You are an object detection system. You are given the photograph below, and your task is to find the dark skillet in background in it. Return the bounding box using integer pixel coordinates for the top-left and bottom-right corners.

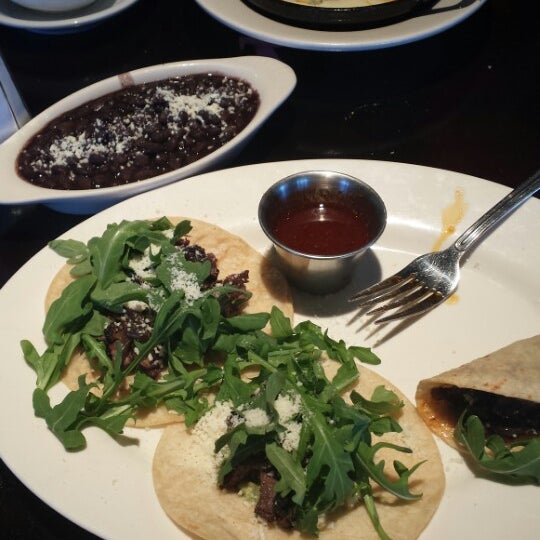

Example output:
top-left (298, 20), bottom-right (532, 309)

top-left (242, 0), bottom-right (437, 29)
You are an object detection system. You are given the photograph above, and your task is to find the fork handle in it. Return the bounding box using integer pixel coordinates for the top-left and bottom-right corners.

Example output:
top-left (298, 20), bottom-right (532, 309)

top-left (453, 168), bottom-right (540, 253)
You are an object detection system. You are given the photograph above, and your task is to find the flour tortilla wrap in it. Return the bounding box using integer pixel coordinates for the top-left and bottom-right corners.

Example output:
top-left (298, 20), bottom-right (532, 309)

top-left (416, 335), bottom-right (540, 449)
top-left (45, 217), bottom-right (294, 428)
top-left (153, 361), bottom-right (445, 540)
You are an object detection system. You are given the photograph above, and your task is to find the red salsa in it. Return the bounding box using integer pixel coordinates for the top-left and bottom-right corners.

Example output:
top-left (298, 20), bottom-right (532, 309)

top-left (270, 200), bottom-right (377, 256)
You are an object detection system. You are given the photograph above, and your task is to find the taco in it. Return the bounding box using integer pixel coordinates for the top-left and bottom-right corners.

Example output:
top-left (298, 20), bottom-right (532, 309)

top-left (43, 217), bottom-right (293, 428)
top-left (416, 335), bottom-right (540, 449)
top-left (153, 358), bottom-right (445, 540)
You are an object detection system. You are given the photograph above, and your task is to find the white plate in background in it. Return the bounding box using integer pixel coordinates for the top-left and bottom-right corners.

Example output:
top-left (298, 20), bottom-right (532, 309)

top-left (195, 0), bottom-right (489, 51)
top-left (0, 159), bottom-right (538, 540)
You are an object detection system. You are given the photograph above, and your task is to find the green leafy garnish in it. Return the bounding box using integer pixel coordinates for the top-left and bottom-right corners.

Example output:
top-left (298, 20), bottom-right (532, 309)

top-left (207, 325), bottom-right (421, 537)
top-left (455, 413), bottom-right (540, 484)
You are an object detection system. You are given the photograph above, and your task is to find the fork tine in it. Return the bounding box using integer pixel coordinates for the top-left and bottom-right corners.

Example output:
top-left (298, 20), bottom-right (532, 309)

top-left (373, 290), bottom-right (445, 324)
top-left (366, 286), bottom-right (430, 315)
top-left (349, 274), bottom-right (416, 305)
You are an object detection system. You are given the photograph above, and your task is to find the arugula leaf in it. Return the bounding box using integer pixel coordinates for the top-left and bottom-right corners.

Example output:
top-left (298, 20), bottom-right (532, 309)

top-left (216, 358), bottom-right (253, 406)
top-left (173, 219), bottom-right (192, 240)
top-left (49, 238), bottom-right (89, 264)
top-left (303, 395), bottom-right (355, 511)
top-left (128, 371), bottom-right (205, 410)
top-left (90, 280), bottom-right (148, 312)
top-left (43, 274), bottom-right (95, 345)
top-left (226, 312), bottom-right (270, 332)
top-left (22, 332), bottom-right (82, 391)
top-left (266, 442), bottom-right (306, 504)
top-left (362, 488), bottom-right (392, 540)
top-left (32, 379), bottom-right (95, 450)
top-left (88, 220), bottom-right (153, 288)
top-left (270, 305), bottom-right (293, 338)
top-left (355, 441), bottom-right (423, 501)
top-left (35, 381), bottom-right (136, 451)
top-left (80, 333), bottom-right (123, 394)
top-left (349, 345), bottom-right (381, 366)
top-left (293, 318), bottom-right (380, 368)
top-left (150, 216), bottom-right (174, 231)
top-left (200, 296), bottom-right (221, 341)
top-left (351, 385), bottom-right (404, 416)
top-left (85, 405), bottom-right (136, 437)
top-left (319, 360), bottom-right (359, 403)
top-left (455, 414), bottom-right (540, 484)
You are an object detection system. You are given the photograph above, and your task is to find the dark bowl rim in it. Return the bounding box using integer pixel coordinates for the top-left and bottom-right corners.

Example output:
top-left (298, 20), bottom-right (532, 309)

top-left (243, 0), bottom-right (433, 27)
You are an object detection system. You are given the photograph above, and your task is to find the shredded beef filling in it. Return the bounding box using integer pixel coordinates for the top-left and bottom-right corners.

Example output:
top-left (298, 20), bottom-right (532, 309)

top-left (432, 386), bottom-right (540, 439)
top-left (220, 270), bottom-right (250, 317)
top-left (177, 238), bottom-right (250, 316)
top-left (103, 307), bottom-right (166, 379)
top-left (221, 456), bottom-right (293, 529)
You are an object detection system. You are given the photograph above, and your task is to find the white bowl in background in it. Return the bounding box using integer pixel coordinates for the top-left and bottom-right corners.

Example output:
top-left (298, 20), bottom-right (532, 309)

top-left (9, 0), bottom-right (96, 12)
top-left (0, 0), bottom-right (139, 33)
top-left (0, 56), bottom-right (296, 214)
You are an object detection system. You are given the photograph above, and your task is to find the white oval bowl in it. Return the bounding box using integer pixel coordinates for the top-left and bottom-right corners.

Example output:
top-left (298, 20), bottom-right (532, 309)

top-left (0, 56), bottom-right (296, 214)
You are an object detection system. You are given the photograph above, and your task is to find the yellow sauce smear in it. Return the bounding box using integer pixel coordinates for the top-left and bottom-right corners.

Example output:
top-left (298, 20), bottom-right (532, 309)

top-left (432, 189), bottom-right (468, 305)
top-left (432, 189), bottom-right (468, 251)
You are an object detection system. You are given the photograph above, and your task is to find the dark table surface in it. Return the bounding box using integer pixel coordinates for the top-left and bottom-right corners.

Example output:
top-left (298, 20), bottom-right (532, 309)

top-left (1, 0), bottom-right (539, 538)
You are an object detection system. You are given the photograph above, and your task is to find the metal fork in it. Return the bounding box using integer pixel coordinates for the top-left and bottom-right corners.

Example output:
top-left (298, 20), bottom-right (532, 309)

top-left (350, 168), bottom-right (540, 324)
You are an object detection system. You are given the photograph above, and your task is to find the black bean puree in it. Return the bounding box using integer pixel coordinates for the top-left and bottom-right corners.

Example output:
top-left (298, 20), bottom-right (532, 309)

top-left (432, 386), bottom-right (540, 439)
top-left (17, 73), bottom-right (260, 190)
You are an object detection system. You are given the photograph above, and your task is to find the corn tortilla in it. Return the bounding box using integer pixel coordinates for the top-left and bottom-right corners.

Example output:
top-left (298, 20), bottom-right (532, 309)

top-left (152, 360), bottom-right (445, 540)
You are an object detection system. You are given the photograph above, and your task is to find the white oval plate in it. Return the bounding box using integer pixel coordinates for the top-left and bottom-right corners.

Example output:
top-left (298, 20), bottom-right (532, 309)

top-left (0, 159), bottom-right (539, 540)
top-left (0, 0), bottom-right (139, 33)
top-left (195, 0), bottom-right (489, 51)
top-left (0, 56), bottom-right (296, 214)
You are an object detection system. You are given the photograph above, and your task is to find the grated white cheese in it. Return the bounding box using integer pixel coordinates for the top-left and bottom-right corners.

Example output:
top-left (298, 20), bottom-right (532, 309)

top-left (274, 393), bottom-right (301, 423)
top-left (164, 252), bottom-right (204, 305)
top-left (46, 122), bottom-right (141, 170)
top-left (242, 408), bottom-right (270, 428)
top-left (146, 288), bottom-right (165, 312)
top-left (129, 251), bottom-right (155, 279)
top-left (273, 393), bottom-right (303, 452)
top-left (193, 401), bottom-right (235, 474)
top-left (125, 300), bottom-right (148, 311)
top-left (170, 269), bottom-right (202, 304)
top-left (279, 421), bottom-right (302, 452)
top-left (155, 87), bottom-right (223, 123)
